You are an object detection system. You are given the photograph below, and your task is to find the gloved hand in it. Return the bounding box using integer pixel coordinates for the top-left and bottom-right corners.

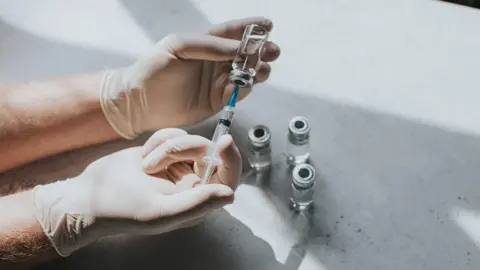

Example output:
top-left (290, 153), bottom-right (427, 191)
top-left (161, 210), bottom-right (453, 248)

top-left (100, 17), bottom-right (280, 139)
top-left (33, 128), bottom-right (241, 257)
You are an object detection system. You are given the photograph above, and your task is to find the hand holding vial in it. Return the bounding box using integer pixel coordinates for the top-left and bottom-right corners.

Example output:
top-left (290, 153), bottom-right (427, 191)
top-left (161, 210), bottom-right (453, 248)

top-left (230, 24), bottom-right (270, 88)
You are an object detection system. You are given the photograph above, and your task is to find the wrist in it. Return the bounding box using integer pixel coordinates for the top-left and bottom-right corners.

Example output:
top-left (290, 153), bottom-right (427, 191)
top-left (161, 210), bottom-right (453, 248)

top-left (0, 72), bottom-right (120, 171)
top-left (33, 176), bottom-right (101, 257)
top-left (99, 68), bottom-right (149, 140)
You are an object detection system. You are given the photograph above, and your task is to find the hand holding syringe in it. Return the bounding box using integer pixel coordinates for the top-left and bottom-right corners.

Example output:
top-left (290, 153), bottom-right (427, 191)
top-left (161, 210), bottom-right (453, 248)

top-left (200, 89), bottom-right (238, 184)
top-left (200, 24), bottom-right (270, 184)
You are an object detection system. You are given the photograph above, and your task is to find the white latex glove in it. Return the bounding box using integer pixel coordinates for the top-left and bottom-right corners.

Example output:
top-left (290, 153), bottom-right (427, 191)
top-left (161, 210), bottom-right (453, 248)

top-left (100, 17), bottom-right (280, 139)
top-left (33, 128), bottom-right (242, 257)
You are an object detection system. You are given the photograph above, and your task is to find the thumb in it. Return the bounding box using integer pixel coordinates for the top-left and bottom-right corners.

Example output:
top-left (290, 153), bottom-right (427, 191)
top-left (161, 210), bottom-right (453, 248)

top-left (158, 184), bottom-right (234, 217)
top-left (159, 33), bottom-right (240, 61)
top-left (198, 134), bottom-right (242, 190)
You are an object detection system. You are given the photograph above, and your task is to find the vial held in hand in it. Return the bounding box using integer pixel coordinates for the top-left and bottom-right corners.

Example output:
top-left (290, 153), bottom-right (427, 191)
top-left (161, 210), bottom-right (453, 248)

top-left (230, 24), bottom-right (269, 88)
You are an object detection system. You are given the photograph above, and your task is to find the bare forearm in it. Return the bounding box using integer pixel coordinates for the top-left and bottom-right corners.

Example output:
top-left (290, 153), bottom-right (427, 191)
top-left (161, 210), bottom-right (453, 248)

top-left (0, 190), bottom-right (57, 269)
top-left (0, 72), bottom-right (119, 172)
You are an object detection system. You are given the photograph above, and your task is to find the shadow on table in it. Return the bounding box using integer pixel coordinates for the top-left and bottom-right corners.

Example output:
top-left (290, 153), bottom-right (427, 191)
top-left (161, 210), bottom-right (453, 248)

top-left (34, 208), bottom-right (289, 270)
top-left (5, 80), bottom-right (476, 270)
top-left (227, 82), bottom-right (480, 269)
top-left (1, 83), bottom-right (479, 270)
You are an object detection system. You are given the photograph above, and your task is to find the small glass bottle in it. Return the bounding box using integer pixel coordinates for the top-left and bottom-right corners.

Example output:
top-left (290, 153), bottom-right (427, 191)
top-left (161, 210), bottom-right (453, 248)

top-left (230, 24), bottom-right (269, 88)
top-left (289, 163), bottom-right (316, 211)
top-left (247, 125), bottom-right (272, 171)
top-left (286, 116), bottom-right (311, 165)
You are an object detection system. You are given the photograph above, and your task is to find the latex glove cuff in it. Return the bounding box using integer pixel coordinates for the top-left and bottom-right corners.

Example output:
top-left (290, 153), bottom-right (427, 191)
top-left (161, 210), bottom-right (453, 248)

top-left (99, 69), bottom-right (149, 140)
top-left (33, 178), bottom-right (101, 257)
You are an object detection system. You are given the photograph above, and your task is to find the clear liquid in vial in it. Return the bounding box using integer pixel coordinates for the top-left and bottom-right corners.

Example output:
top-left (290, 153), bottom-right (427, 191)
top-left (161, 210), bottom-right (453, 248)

top-left (232, 25), bottom-right (269, 76)
top-left (289, 164), bottom-right (316, 211)
top-left (247, 125), bottom-right (272, 171)
top-left (286, 142), bottom-right (310, 165)
top-left (286, 116), bottom-right (311, 165)
top-left (248, 145), bottom-right (272, 170)
top-left (289, 181), bottom-right (314, 211)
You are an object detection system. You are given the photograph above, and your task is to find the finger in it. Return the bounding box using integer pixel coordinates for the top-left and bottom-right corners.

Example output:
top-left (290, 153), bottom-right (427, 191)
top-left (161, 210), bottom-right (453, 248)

top-left (174, 173), bottom-right (201, 191)
top-left (133, 195), bottom-right (234, 235)
top-left (208, 17), bottom-right (273, 39)
top-left (141, 128), bottom-right (187, 158)
top-left (161, 33), bottom-right (240, 61)
top-left (147, 175), bottom-right (178, 195)
top-left (166, 162), bottom-right (195, 182)
top-left (254, 62), bottom-right (271, 84)
top-left (193, 160), bottom-right (207, 178)
top-left (170, 195), bottom-right (233, 224)
top-left (262, 41), bottom-right (281, 62)
top-left (142, 135), bottom-right (212, 174)
top-left (165, 162), bottom-right (201, 189)
top-left (158, 184), bottom-right (234, 216)
top-left (209, 135), bottom-right (242, 190)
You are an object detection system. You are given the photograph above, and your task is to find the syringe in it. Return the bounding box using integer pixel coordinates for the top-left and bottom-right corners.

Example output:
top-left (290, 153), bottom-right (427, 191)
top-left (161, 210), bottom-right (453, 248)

top-left (200, 86), bottom-right (239, 184)
top-left (200, 23), bottom-right (269, 184)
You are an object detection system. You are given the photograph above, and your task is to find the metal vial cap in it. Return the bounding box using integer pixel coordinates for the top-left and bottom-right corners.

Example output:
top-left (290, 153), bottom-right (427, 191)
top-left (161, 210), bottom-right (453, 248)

top-left (229, 69), bottom-right (254, 88)
top-left (292, 163), bottom-right (316, 188)
top-left (248, 125), bottom-right (271, 148)
top-left (288, 116), bottom-right (310, 141)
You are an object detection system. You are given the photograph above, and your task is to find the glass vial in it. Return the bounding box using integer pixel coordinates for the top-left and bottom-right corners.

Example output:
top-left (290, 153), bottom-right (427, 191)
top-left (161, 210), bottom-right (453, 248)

top-left (247, 125), bottom-right (272, 171)
top-left (286, 116), bottom-right (311, 165)
top-left (230, 24), bottom-right (269, 88)
top-left (289, 163), bottom-right (316, 211)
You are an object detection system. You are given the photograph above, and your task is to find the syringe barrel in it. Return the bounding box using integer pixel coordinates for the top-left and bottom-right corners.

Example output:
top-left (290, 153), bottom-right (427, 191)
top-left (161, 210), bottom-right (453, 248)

top-left (222, 105), bottom-right (235, 118)
top-left (202, 106), bottom-right (235, 165)
top-left (213, 123), bottom-right (229, 143)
